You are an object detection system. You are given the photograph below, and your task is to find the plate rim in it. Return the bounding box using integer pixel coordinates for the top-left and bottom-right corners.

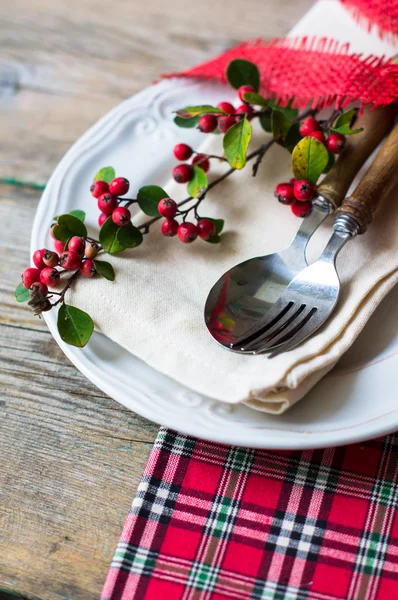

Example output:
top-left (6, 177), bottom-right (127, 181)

top-left (30, 77), bottom-right (398, 450)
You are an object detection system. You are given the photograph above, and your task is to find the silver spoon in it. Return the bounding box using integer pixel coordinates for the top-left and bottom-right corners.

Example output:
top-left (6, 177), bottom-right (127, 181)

top-left (204, 105), bottom-right (396, 350)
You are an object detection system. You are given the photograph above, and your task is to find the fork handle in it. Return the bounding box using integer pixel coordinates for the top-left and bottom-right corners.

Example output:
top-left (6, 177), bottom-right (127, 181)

top-left (336, 118), bottom-right (398, 234)
top-left (317, 104), bottom-right (396, 209)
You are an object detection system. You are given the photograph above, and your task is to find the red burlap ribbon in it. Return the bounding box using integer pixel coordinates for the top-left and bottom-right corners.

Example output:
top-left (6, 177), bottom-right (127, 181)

top-left (162, 1), bottom-right (398, 109)
top-left (341, 0), bottom-right (398, 38)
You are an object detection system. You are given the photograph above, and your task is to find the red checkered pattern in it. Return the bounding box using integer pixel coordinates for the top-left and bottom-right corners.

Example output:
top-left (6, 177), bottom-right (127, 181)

top-left (101, 428), bottom-right (398, 600)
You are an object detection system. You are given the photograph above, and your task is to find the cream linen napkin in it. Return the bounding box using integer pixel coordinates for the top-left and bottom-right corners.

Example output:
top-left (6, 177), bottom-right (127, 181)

top-left (70, 1), bottom-right (398, 414)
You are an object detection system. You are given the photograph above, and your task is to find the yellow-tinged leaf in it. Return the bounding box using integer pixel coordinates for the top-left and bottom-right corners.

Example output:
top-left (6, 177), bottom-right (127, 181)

top-left (223, 118), bottom-right (252, 170)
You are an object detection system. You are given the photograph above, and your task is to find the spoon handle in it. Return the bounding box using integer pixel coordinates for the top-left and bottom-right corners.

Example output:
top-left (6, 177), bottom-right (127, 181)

top-left (317, 103), bottom-right (396, 209)
top-left (336, 119), bottom-right (398, 234)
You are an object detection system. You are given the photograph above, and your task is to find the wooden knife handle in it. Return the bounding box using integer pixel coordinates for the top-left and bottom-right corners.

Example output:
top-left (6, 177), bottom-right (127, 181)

top-left (336, 119), bottom-right (398, 233)
top-left (317, 104), bottom-right (396, 209)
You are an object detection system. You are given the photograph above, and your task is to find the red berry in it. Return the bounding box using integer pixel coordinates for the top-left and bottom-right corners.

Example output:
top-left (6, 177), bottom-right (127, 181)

top-left (80, 260), bottom-right (96, 278)
top-left (192, 154), bottom-right (210, 172)
top-left (33, 248), bottom-right (47, 270)
top-left (327, 132), bottom-right (346, 154)
top-left (68, 236), bottom-right (85, 254)
top-left (109, 177), bottom-right (130, 196)
top-left (291, 201), bottom-right (312, 218)
top-left (173, 143), bottom-right (193, 161)
top-left (236, 104), bottom-right (254, 119)
top-left (198, 114), bottom-right (218, 133)
top-left (197, 219), bottom-right (216, 240)
top-left (172, 164), bottom-right (193, 184)
top-left (275, 183), bottom-right (295, 205)
top-left (43, 251), bottom-right (59, 268)
top-left (59, 250), bottom-right (82, 270)
top-left (54, 239), bottom-right (65, 253)
top-left (30, 281), bottom-right (48, 296)
top-left (177, 222), bottom-right (198, 243)
top-left (308, 130), bottom-right (326, 145)
top-left (98, 212), bottom-right (108, 227)
top-left (289, 177), bottom-right (297, 185)
top-left (97, 193), bottom-right (117, 215)
top-left (293, 180), bottom-right (315, 202)
top-left (112, 206), bottom-right (131, 227)
top-left (90, 180), bottom-right (109, 198)
top-left (161, 218), bottom-right (179, 237)
top-left (217, 101), bottom-right (235, 115)
top-left (299, 117), bottom-right (320, 137)
top-left (40, 267), bottom-right (60, 287)
top-left (237, 85), bottom-right (255, 102)
top-left (22, 267), bottom-right (41, 289)
top-left (84, 242), bottom-right (99, 260)
top-left (218, 116), bottom-right (236, 133)
top-left (158, 198), bottom-right (177, 218)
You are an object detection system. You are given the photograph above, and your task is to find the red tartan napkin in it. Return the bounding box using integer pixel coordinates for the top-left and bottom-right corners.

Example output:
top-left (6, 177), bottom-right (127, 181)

top-left (101, 428), bottom-right (398, 600)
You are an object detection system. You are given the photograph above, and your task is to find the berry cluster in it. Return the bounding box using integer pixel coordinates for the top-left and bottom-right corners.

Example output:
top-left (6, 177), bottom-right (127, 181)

top-left (299, 117), bottom-right (346, 155)
top-left (158, 195), bottom-right (216, 243)
top-left (172, 85), bottom-right (257, 185)
top-left (91, 176), bottom-right (132, 227)
top-left (274, 115), bottom-right (347, 218)
top-left (275, 179), bottom-right (314, 218)
top-left (21, 233), bottom-right (100, 315)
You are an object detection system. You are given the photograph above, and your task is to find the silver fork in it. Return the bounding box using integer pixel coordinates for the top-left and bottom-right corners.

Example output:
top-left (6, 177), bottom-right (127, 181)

top-left (231, 120), bottom-right (398, 356)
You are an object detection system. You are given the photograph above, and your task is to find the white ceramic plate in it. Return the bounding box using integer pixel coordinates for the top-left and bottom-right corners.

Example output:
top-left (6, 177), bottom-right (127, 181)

top-left (31, 76), bottom-right (398, 450)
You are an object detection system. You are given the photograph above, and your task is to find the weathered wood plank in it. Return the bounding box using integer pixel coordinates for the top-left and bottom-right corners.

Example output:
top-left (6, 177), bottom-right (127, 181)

top-left (0, 0), bottom-right (310, 183)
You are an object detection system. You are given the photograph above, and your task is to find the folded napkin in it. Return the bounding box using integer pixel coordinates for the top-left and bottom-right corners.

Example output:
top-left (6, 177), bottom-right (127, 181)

top-left (101, 428), bottom-right (398, 599)
top-left (70, 1), bottom-right (398, 414)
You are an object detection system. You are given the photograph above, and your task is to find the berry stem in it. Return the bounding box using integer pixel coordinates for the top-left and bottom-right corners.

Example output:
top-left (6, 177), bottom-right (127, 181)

top-left (193, 152), bottom-right (228, 162)
top-left (51, 270), bottom-right (81, 307)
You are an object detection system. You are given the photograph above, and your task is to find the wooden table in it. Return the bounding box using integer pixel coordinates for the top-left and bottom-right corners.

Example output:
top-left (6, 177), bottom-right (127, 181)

top-left (0, 1), bottom-right (311, 597)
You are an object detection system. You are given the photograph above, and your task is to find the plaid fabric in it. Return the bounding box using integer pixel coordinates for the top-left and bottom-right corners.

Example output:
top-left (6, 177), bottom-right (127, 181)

top-left (101, 428), bottom-right (398, 600)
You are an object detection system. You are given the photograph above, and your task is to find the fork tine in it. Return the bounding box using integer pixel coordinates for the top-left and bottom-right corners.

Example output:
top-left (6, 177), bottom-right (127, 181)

top-left (267, 308), bottom-right (322, 358)
top-left (253, 307), bottom-right (318, 354)
top-left (240, 303), bottom-right (307, 352)
top-left (230, 300), bottom-right (294, 349)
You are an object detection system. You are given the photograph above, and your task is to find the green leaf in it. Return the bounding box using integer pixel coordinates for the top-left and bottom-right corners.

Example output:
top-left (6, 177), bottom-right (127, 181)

top-left (93, 260), bottom-right (115, 281)
top-left (269, 98), bottom-right (298, 119)
top-left (174, 115), bottom-right (199, 128)
top-left (292, 136), bottom-right (329, 185)
top-left (187, 166), bottom-right (208, 198)
top-left (285, 122), bottom-right (302, 153)
top-left (15, 282), bottom-right (30, 303)
top-left (332, 108), bottom-right (363, 135)
top-left (201, 217), bottom-right (224, 234)
top-left (205, 233), bottom-right (221, 244)
top-left (226, 59), bottom-right (260, 92)
top-left (69, 209), bottom-right (86, 222)
top-left (94, 166), bottom-right (115, 183)
top-left (223, 118), bottom-right (252, 170)
top-left (57, 303), bottom-right (94, 348)
top-left (272, 111), bottom-right (292, 146)
top-left (137, 185), bottom-right (167, 216)
top-left (323, 152), bottom-right (335, 173)
top-left (332, 125), bottom-right (363, 136)
top-left (259, 112), bottom-right (272, 133)
top-left (52, 214), bottom-right (87, 242)
top-left (116, 222), bottom-right (143, 248)
top-left (241, 92), bottom-right (268, 107)
top-left (176, 105), bottom-right (224, 119)
top-left (99, 217), bottom-right (126, 254)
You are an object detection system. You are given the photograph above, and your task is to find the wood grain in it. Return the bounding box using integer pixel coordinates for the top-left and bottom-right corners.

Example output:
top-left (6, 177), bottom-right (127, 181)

top-left (317, 105), bottom-right (397, 209)
top-left (337, 120), bottom-right (398, 233)
top-left (0, 1), bottom-right (312, 598)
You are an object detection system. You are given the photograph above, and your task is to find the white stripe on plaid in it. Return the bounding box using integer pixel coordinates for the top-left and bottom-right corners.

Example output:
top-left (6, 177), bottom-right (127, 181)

top-left (109, 544), bottom-right (345, 600)
top-left (347, 436), bottom-right (398, 600)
